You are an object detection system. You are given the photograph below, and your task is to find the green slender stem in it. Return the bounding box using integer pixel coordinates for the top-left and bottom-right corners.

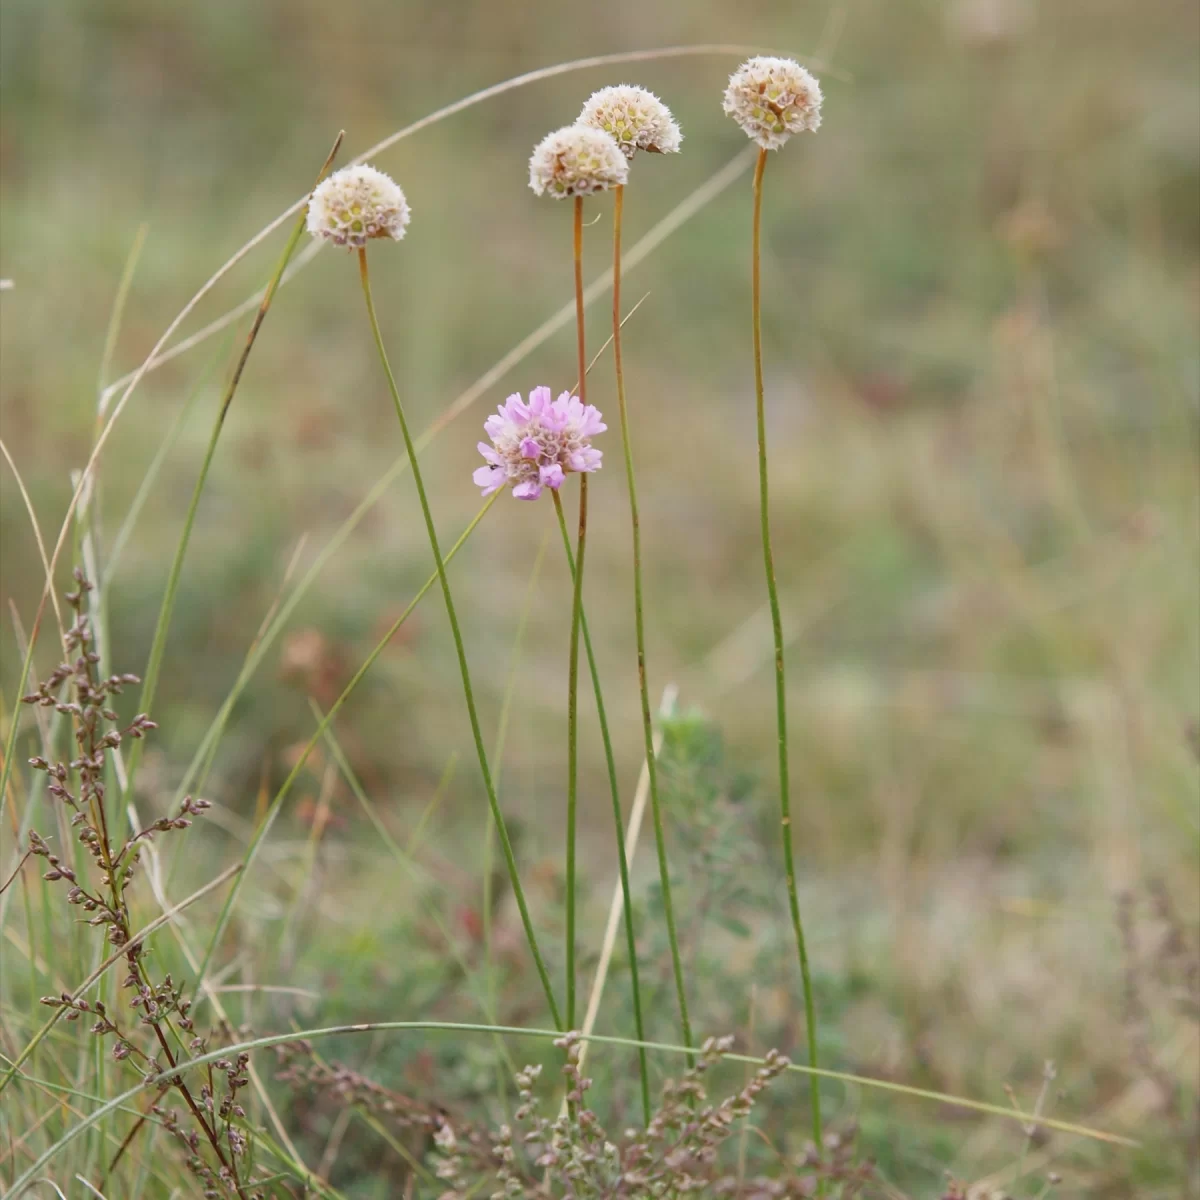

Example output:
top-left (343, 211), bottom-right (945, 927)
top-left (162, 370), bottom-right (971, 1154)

top-left (103, 339), bottom-right (225, 587)
top-left (82, 225), bottom-right (149, 840)
top-left (611, 182), bottom-right (694, 1063)
top-left (124, 134), bottom-right (344, 802)
top-left (565, 195), bottom-right (589, 1032)
top-left (751, 146), bottom-right (822, 1146)
top-left (406, 752), bottom-right (457, 858)
top-left (483, 533), bottom-right (548, 1039)
top-left (551, 491), bottom-right (651, 1123)
top-left (97, 224), bottom-right (149, 407)
top-left (566, 475), bottom-right (585, 1031)
top-left (121, 375), bottom-right (222, 785)
top-left (0, 611), bottom-right (44, 835)
top-left (312, 700), bottom-right (518, 1079)
top-left (10, 1019), bottom-right (1134, 1190)
top-left (192, 496), bottom-right (498, 1002)
top-left (357, 247), bottom-right (561, 1031)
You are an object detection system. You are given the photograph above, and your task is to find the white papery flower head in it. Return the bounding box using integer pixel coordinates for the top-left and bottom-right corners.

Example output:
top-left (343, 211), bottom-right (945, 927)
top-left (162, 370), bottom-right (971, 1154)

top-left (306, 164), bottom-right (411, 248)
top-left (577, 85), bottom-right (683, 159)
top-left (528, 126), bottom-right (628, 199)
top-left (722, 56), bottom-right (823, 150)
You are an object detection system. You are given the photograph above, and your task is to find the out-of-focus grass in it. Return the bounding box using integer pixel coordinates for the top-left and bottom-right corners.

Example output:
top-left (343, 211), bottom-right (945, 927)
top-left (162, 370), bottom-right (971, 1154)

top-left (1, 0), bottom-right (1197, 1195)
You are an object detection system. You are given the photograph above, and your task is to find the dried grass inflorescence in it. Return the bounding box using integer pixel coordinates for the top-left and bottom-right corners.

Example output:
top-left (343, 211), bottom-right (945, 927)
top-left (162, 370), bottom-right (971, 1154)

top-left (577, 85), bottom-right (683, 159)
top-left (723, 55), bottom-right (823, 150)
top-left (306, 163), bottom-right (411, 248)
top-left (429, 1031), bottom-right (876, 1195)
top-left (528, 125), bottom-right (629, 198)
top-left (21, 572), bottom-right (265, 1198)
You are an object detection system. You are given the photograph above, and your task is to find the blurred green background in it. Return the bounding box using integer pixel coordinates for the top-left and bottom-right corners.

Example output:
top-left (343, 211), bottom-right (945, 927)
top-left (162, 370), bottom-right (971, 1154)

top-left (1, 0), bottom-right (1198, 1193)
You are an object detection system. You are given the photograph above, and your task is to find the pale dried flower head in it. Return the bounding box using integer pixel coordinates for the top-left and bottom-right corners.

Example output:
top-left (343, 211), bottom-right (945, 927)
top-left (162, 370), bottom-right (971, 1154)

top-left (306, 164), bottom-right (411, 248)
top-left (722, 56), bottom-right (823, 150)
top-left (528, 126), bottom-right (628, 198)
top-left (577, 85), bottom-right (683, 159)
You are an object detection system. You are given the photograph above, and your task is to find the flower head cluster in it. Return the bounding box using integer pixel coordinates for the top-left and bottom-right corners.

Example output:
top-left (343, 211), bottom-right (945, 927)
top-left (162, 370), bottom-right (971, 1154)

top-left (577, 85), bottom-right (683, 158)
top-left (306, 164), bottom-right (411, 247)
top-left (528, 126), bottom-right (628, 198)
top-left (475, 386), bottom-right (605, 500)
top-left (723, 56), bottom-right (823, 150)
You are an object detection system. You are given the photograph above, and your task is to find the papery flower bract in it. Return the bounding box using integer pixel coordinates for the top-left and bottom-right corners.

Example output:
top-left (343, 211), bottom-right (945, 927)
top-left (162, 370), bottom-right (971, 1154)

top-left (306, 164), bottom-right (411, 248)
top-left (577, 85), bottom-right (683, 159)
top-left (722, 56), bottom-right (823, 150)
top-left (528, 126), bottom-right (628, 198)
top-left (474, 387), bottom-right (606, 501)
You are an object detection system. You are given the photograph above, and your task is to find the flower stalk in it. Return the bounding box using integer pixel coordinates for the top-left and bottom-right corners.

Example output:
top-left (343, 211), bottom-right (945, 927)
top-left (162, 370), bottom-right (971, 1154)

top-left (356, 245), bottom-right (561, 1031)
top-left (611, 181), bottom-right (694, 1062)
top-left (565, 195), bottom-right (588, 1031)
top-left (551, 489), bottom-right (651, 1123)
top-left (750, 144), bottom-right (822, 1148)
top-left (123, 132), bottom-right (345, 805)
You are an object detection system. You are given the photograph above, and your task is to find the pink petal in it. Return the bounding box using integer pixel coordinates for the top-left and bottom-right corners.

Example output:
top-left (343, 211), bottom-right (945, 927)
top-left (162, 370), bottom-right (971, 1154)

top-left (502, 393), bottom-right (531, 424)
top-left (545, 392), bottom-right (572, 431)
top-left (477, 441), bottom-right (502, 465)
top-left (473, 465), bottom-right (506, 496)
top-left (568, 448), bottom-right (603, 473)
top-left (540, 463), bottom-right (565, 489)
top-left (540, 398), bottom-right (567, 432)
top-left (520, 437), bottom-right (542, 460)
top-left (579, 406), bottom-right (607, 435)
top-left (512, 480), bottom-right (542, 500)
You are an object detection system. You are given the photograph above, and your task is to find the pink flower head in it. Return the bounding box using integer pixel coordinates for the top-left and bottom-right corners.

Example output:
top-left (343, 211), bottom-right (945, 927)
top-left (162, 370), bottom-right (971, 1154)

top-left (474, 387), bottom-right (606, 501)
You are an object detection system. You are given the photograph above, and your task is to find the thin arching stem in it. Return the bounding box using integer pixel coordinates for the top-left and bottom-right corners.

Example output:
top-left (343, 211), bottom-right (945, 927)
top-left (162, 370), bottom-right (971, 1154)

top-left (551, 489), bottom-right (651, 1123)
top-left (565, 196), bottom-right (588, 1031)
top-left (751, 145), bottom-right (822, 1146)
top-left (357, 247), bottom-right (562, 1032)
top-left (123, 133), bottom-right (345, 808)
top-left (611, 182), bottom-right (694, 1062)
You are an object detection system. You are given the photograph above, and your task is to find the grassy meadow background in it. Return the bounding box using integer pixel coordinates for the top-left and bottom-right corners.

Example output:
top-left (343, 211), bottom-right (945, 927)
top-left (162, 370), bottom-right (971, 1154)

top-left (1, 0), bottom-right (1198, 1195)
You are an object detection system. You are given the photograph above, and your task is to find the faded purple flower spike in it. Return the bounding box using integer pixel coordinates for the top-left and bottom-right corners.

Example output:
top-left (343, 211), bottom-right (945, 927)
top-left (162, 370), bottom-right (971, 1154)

top-left (474, 387), bottom-right (605, 501)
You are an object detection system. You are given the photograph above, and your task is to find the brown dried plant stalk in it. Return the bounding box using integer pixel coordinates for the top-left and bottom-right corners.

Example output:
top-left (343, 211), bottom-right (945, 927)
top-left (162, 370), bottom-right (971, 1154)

top-left (17, 571), bottom-right (266, 1198)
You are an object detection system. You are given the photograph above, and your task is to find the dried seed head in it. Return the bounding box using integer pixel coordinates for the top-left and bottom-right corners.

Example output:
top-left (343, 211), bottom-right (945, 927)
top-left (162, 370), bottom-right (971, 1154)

top-left (577, 85), bottom-right (682, 159)
top-left (306, 164), bottom-right (411, 248)
top-left (722, 56), bottom-right (823, 150)
top-left (528, 126), bottom-right (628, 198)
